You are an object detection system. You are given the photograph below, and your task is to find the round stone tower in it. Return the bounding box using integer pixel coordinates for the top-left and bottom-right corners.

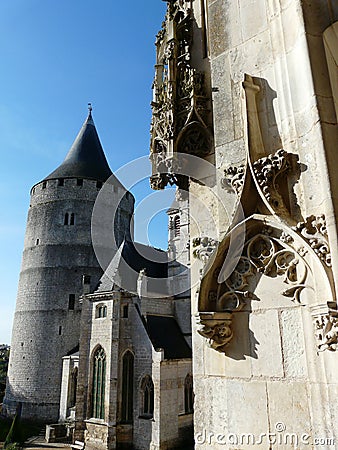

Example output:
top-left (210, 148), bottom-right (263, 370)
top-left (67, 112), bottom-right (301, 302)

top-left (4, 108), bottom-right (134, 421)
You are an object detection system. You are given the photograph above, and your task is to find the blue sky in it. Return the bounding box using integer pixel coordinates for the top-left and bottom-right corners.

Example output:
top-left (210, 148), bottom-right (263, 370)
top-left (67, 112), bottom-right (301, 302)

top-left (0, 0), bottom-right (174, 344)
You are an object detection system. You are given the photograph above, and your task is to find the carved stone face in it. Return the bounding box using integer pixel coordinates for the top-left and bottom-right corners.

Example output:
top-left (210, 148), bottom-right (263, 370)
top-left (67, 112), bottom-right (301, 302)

top-left (216, 325), bottom-right (231, 338)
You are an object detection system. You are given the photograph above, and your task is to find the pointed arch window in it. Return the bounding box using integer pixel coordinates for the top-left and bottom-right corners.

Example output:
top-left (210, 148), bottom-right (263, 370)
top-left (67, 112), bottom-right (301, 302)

top-left (91, 346), bottom-right (106, 419)
top-left (140, 375), bottom-right (154, 418)
top-left (121, 351), bottom-right (134, 423)
top-left (184, 373), bottom-right (194, 414)
top-left (69, 367), bottom-right (78, 408)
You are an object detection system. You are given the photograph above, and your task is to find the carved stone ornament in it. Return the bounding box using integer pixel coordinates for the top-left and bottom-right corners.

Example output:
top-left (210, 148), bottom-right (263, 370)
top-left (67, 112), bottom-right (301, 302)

top-left (192, 237), bottom-right (218, 264)
top-left (245, 234), bottom-right (308, 303)
top-left (197, 218), bottom-right (315, 352)
top-left (221, 165), bottom-right (245, 195)
top-left (292, 215), bottom-right (331, 267)
top-left (252, 149), bottom-right (296, 215)
top-left (198, 312), bottom-right (234, 352)
top-left (311, 305), bottom-right (338, 352)
top-left (149, 0), bottom-right (212, 190)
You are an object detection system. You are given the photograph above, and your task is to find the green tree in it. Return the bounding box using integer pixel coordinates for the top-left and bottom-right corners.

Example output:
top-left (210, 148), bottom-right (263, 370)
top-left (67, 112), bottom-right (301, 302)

top-left (0, 345), bottom-right (10, 402)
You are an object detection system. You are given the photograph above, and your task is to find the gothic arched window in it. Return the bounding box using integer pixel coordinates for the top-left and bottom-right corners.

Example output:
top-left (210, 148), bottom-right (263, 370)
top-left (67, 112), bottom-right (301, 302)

top-left (121, 351), bottom-right (134, 423)
top-left (184, 373), bottom-right (194, 414)
top-left (91, 346), bottom-right (106, 419)
top-left (140, 375), bottom-right (154, 418)
top-left (69, 367), bottom-right (78, 408)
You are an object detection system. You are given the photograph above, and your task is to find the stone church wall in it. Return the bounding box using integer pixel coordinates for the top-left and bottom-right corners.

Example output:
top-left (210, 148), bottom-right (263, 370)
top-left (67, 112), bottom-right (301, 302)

top-left (187, 0), bottom-right (338, 448)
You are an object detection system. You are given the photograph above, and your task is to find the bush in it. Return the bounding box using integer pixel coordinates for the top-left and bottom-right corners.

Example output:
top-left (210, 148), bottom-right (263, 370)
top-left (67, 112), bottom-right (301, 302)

top-left (0, 347), bottom-right (9, 403)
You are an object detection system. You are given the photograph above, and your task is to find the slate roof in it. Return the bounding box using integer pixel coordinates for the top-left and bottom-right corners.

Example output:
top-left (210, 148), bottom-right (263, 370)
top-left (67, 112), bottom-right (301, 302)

top-left (44, 110), bottom-right (113, 182)
top-left (95, 239), bottom-right (169, 296)
top-left (122, 240), bottom-right (168, 279)
top-left (145, 315), bottom-right (192, 359)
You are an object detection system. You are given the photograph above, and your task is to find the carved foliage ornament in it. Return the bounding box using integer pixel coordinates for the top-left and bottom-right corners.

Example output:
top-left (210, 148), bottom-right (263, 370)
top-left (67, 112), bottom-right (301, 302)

top-left (221, 165), bottom-right (245, 195)
top-left (252, 148), bottom-right (293, 215)
top-left (313, 313), bottom-right (338, 352)
top-left (192, 237), bottom-right (218, 264)
top-left (292, 214), bottom-right (331, 267)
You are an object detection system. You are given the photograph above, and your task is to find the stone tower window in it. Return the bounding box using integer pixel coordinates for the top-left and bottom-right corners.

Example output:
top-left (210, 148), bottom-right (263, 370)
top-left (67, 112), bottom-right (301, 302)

top-left (174, 215), bottom-right (180, 237)
top-left (58, 178), bottom-right (64, 186)
top-left (77, 178), bottom-right (83, 186)
top-left (96, 304), bottom-right (107, 319)
top-left (42, 181), bottom-right (47, 189)
top-left (64, 213), bottom-right (75, 226)
top-left (68, 294), bottom-right (75, 310)
top-left (121, 351), bottom-right (134, 423)
top-left (122, 304), bottom-right (129, 318)
top-left (140, 375), bottom-right (154, 418)
top-left (91, 346), bottom-right (106, 420)
top-left (184, 373), bottom-right (194, 413)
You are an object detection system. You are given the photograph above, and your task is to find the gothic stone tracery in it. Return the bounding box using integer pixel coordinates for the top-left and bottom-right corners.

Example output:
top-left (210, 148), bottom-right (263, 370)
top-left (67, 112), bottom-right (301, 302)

top-left (150, 1), bottom-right (212, 190)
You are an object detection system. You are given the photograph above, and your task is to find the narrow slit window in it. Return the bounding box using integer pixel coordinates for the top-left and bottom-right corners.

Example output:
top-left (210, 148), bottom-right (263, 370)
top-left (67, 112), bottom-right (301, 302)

top-left (68, 294), bottom-right (75, 310)
top-left (184, 374), bottom-right (194, 413)
top-left (77, 178), bottom-right (83, 186)
top-left (58, 178), bottom-right (64, 186)
top-left (122, 305), bottom-right (129, 318)
top-left (70, 213), bottom-right (75, 225)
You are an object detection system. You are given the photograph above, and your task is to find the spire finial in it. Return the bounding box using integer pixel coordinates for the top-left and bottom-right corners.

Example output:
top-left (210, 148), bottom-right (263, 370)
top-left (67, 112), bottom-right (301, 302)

top-left (88, 102), bottom-right (93, 114)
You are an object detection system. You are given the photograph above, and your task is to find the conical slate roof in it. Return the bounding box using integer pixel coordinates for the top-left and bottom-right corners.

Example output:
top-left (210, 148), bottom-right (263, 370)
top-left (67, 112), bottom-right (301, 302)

top-left (44, 109), bottom-right (113, 182)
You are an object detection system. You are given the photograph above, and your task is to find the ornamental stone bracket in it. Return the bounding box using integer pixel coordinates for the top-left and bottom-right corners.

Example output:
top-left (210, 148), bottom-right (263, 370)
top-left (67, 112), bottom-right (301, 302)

top-left (198, 312), bottom-right (234, 353)
top-left (311, 304), bottom-right (338, 352)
